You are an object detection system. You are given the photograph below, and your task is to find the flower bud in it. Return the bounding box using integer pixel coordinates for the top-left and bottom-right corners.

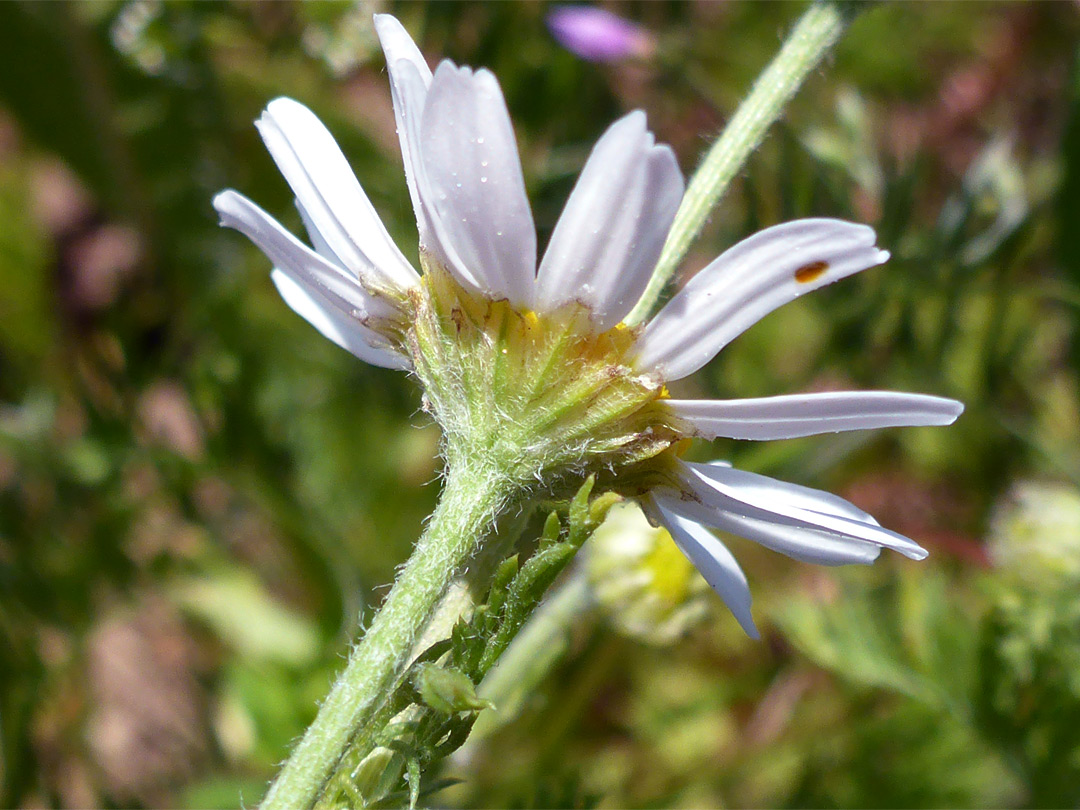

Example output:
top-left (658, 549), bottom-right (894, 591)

top-left (413, 662), bottom-right (492, 715)
top-left (586, 502), bottom-right (710, 645)
top-left (988, 481), bottom-right (1080, 587)
top-left (350, 746), bottom-right (401, 806)
top-left (546, 6), bottom-right (656, 63)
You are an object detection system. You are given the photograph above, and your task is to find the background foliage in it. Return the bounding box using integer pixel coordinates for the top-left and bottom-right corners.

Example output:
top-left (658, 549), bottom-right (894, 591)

top-left (1, 2), bottom-right (1079, 807)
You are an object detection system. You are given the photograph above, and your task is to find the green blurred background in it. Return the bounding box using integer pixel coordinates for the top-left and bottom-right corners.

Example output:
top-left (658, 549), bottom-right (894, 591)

top-left (2, 1), bottom-right (1080, 807)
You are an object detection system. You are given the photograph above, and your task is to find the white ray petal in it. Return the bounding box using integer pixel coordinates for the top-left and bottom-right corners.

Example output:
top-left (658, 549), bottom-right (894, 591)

top-left (696, 461), bottom-right (880, 524)
top-left (654, 489), bottom-right (881, 566)
top-left (382, 57), bottom-right (470, 287)
top-left (668, 391), bottom-right (964, 440)
top-left (647, 498), bottom-right (758, 638)
top-left (676, 460), bottom-right (927, 560)
top-left (291, 201), bottom-right (397, 321)
top-left (536, 111), bottom-right (683, 328)
top-left (374, 14), bottom-right (436, 249)
top-left (723, 513), bottom-right (880, 566)
top-left (374, 14), bottom-right (432, 87)
top-left (419, 61), bottom-right (537, 307)
top-left (293, 200), bottom-right (399, 322)
top-left (256, 98), bottom-right (419, 293)
top-left (213, 190), bottom-right (408, 368)
top-left (637, 219), bottom-right (889, 381)
top-left (215, 191), bottom-right (385, 315)
top-left (296, 199), bottom-right (342, 266)
top-left (271, 270), bottom-right (408, 370)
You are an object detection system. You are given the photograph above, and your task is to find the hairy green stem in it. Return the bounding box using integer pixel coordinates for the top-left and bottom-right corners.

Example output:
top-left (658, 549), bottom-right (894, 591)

top-left (260, 463), bottom-right (511, 810)
top-left (625, 1), bottom-right (857, 326)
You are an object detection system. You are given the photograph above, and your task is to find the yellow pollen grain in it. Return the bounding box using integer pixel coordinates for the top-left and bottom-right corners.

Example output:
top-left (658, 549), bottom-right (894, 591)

top-left (658, 385), bottom-right (670, 399)
top-left (794, 260), bottom-right (829, 284)
top-left (673, 437), bottom-right (693, 457)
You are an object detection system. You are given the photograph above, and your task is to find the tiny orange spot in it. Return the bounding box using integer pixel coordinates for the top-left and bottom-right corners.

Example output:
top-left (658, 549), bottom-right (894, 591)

top-left (794, 260), bottom-right (829, 284)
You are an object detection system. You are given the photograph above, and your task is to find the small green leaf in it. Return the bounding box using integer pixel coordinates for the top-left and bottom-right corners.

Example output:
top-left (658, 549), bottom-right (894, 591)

top-left (487, 554), bottom-right (520, 615)
top-left (413, 662), bottom-right (492, 715)
top-left (568, 475), bottom-right (596, 544)
top-left (350, 746), bottom-right (402, 806)
top-left (406, 756), bottom-right (421, 810)
top-left (540, 510), bottom-right (562, 547)
top-left (587, 492), bottom-right (622, 529)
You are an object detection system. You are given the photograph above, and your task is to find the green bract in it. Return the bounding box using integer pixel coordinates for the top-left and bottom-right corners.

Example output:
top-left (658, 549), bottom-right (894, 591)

top-left (411, 265), bottom-right (682, 502)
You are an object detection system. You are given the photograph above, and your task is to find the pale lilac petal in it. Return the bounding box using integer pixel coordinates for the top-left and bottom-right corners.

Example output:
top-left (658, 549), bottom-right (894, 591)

top-left (271, 270), bottom-right (408, 370)
top-left (216, 192), bottom-right (361, 310)
top-left (215, 191), bottom-right (384, 316)
top-left (658, 463), bottom-right (883, 565)
top-left (292, 199), bottom-right (399, 324)
top-left (213, 190), bottom-right (408, 368)
top-left (256, 98), bottom-right (419, 293)
top-left (536, 111), bottom-right (683, 329)
top-left (296, 199), bottom-right (341, 266)
top-left (637, 219), bottom-right (889, 381)
top-left (674, 460), bottom-right (927, 561)
top-left (647, 498), bottom-right (758, 638)
top-left (652, 488), bottom-right (880, 567)
top-left (374, 14), bottom-right (433, 88)
top-left (374, 14), bottom-right (433, 240)
top-left (419, 62), bottom-right (537, 306)
top-left (547, 6), bottom-right (656, 63)
top-left (695, 460), bottom-right (880, 525)
top-left (668, 391), bottom-right (964, 441)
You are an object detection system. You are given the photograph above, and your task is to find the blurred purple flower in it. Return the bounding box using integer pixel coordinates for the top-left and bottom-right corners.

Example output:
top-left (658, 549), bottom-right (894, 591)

top-left (547, 5), bottom-right (656, 63)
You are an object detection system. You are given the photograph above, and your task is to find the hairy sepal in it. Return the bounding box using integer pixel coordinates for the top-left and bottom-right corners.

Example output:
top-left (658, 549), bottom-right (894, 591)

top-left (409, 263), bottom-right (681, 499)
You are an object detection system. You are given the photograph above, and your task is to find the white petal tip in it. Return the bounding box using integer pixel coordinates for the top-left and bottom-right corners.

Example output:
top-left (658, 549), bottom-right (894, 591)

top-left (914, 396), bottom-right (965, 426)
top-left (942, 398), bottom-right (965, 423)
top-left (265, 96), bottom-right (302, 115)
top-left (212, 190), bottom-right (241, 221)
top-left (260, 98), bottom-right (313, 132)
top-left (372, 12), bottom-right (400, 31)
top-left (732, 609), bottom-right (760, 639)
top-left (904, 545), bottom-right (930, 562)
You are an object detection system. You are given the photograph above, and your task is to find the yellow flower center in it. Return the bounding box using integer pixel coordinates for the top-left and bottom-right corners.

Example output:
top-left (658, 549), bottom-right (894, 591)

top-left (408, 265), bottom-right (683, 497)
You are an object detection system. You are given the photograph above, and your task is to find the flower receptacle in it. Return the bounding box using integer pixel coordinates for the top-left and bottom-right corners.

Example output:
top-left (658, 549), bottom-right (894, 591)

top-left (409, 264), bottom-right (682, 503)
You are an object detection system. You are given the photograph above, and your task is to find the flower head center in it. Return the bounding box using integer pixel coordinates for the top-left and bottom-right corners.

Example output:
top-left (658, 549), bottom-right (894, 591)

top-left (409, 265), bottom-right (681, 494)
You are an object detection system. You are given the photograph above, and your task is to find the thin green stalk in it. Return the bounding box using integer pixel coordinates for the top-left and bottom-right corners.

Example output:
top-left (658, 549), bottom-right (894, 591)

top-left (625, 1), bottom-right (858, 326)
top-left (260, 463), bottom-right (511, 810)
top-left (467, 570), bottom-right (593, 747)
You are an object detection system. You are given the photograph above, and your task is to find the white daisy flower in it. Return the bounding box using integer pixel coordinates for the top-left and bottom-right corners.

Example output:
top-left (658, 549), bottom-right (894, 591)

top-left (213, 14), bottom-right (963, 639)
